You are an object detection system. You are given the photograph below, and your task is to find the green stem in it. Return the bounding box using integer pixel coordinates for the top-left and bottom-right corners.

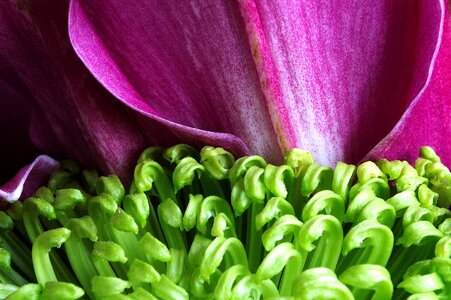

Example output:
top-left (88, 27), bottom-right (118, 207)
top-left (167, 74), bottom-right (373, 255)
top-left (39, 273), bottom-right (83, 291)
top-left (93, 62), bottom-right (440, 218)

top-left (0, 268), bottom-right (27, 286)
top-left (112, 228), bottom-right (144, 270)
top-left (388, 244), bottom-right (434, 286)
top-left (0, 232), bottom-right (35, 281)
top-left (138, 161), bottom-right (188, 281)
top-left (22, 211), bottom-right (45, 244)
top-left (246, 202), bottom-right (264, 273)
top-left (88, 195), bottom-right (128, 279)
top-left (92, 258), bottom-right (117, 278)
top-left (144, 195), bottom-right (166, 244)
top-left (63, 236), bottom-right (97, 299)
top-left (158, 220), bottom-right (186, 283)
top-left (200, 173), bottom-right (225, 198)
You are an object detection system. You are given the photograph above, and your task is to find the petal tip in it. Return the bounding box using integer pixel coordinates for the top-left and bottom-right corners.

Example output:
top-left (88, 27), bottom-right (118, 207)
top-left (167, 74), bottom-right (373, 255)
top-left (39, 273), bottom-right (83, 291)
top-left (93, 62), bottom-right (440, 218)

top-left (0, 155), bottom-right (60, 202)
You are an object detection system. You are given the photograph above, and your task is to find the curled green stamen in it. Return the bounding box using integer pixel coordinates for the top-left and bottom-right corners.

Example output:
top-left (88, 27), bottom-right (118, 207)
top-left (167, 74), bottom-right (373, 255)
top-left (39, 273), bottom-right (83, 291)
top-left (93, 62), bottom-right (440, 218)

top-left (262, 215), bottom-right (303, 251)
top-left (172, 157), bottom-right (204, 193)
top-left (349, 177), bottom-right (390, 201)
top-left (298, 215), bottom-right (342, 270)
top-left (378, 159), bottom-right (405, 180)
top-left (199, 237), bottom-right (248, 280)
top-left (284, 149), bottom-right (314, 177)
top-left (229, 156), bottom-right (267, 187)
top-left (339, 264), bottom-right (393, 300)
top-left (32, 228), bottom-right (71, 284)
top-left (301, 190), bottom-right (344, 222)
top-left (292, 268), bottom-right (353, 300)
top-left (264, 164), bottom-right (294, 199)
top-left (396, 221), bottom-right (444, 247)
top-left (332, 161), bottom-right (356, 202)
top-left (164, 144), bottom-right (199, 164)
top-left (230, 274), bottom-right (279, 299)
top-left (398, 273), bottom-right (445, 294)
top-left (2, 144), bottom-right (450, 299)
top-left (111, 208), bottom-right (139, 234)
top-left (182, 194), bottom-right (203, 231)
top-left (386, 190), bottom-right (419, 217)
top-left (214, 265), bottom-right (250, 300)
top-left (5, 283), bottom-right (41, 300)
top-left (243, 166), bottom-right (266, 202)
top-left (231, 178), bottom-right (252, 217)
top-left (301, 164), bottom-right (333, 197)
top-left (54, 189), bottom-right (87, 211)
top-left (342, 220), bottom-right (393, 267)
top-left (197, 196), bottom-right (234, 236)
top-left (255, 197), bottom-right (294, 231)
top-left (357, 161), bottom-right (386, 183)
top-left (357, 197), bottom-right (396, 228)
top-left (138, 146), bottom-right (165, 164)
top-left (344, 189), bottom-right (377, 224)
top-left (200, 146), bottom-right (235, 180)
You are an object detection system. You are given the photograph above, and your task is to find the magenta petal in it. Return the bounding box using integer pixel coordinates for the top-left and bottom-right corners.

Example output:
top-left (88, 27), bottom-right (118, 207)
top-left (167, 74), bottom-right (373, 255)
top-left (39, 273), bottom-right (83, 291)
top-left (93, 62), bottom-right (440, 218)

top-left (366, 2), bottom-right (451, 165)
top-left (69, 0), bottom-right (281, 162)
top-left (70, 0), bottom-right (447, 166)
top-left (0, 156), bottom-right (59, 202)
top-left (239, 0), bottom-right (446, 165)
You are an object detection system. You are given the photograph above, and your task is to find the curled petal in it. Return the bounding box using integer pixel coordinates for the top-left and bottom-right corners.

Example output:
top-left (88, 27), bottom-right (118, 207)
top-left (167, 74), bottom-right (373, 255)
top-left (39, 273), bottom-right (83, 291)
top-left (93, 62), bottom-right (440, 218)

top-left (367, 2), bottom-right (451, 165)
top-left (69, 0), bottom-right (280, 163)
top-left (0, 156), bottom-right (59, 202)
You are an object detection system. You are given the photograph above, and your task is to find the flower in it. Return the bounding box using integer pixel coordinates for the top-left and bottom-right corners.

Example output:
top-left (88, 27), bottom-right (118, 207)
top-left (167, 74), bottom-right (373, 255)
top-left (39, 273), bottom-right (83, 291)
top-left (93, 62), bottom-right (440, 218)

top-left (1, 0), bottom-right (450, 201)
top-left (1, 3), bottom-right (451, 297)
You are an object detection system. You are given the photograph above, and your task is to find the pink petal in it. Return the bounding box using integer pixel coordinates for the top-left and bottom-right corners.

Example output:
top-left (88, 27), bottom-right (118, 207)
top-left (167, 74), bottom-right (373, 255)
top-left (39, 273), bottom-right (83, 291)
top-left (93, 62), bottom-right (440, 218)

top-left (366, 2), bottom-right (451, 166)
top-left (238, 0), bottom-right (446, 165)
top-left (0, 156), bottom-right (59, 202)
top-left (69, 0), bottom-right (281, 163)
